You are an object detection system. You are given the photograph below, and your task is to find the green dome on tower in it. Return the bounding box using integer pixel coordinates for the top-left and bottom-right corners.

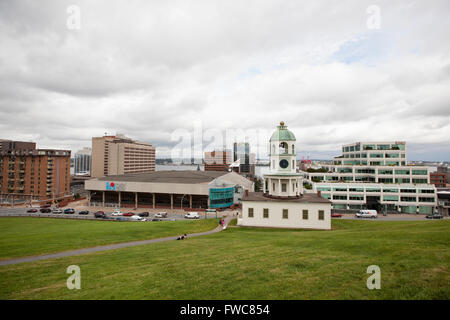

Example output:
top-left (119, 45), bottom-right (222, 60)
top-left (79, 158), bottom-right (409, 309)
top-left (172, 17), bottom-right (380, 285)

top-left (269, 121), bottom-right (296, 142)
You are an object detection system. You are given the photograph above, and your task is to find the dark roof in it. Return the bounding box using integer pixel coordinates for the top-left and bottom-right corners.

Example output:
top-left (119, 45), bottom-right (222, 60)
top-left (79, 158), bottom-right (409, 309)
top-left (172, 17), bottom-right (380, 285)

top-left (242, 192), bottom-right (332, 204)
top-left (97, 170), bottom-right (228, 184)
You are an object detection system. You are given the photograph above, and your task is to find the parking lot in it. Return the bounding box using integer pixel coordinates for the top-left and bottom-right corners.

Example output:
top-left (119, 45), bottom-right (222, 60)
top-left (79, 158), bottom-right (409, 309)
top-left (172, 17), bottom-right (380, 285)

top-left (0, 206), bottom-right (232, 222)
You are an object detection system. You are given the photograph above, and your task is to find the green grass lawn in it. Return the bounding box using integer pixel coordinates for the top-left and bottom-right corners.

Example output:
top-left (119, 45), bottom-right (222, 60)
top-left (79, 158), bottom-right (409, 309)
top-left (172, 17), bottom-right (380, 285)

top-left (0, 219), bottom-right (449, 299)
top-left (0, 217), bottom-right (219, 260)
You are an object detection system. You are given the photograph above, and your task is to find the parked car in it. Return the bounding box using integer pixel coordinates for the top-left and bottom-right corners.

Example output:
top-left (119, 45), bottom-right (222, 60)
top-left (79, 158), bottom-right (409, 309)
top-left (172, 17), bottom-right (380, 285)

top-left (40, 208), bottom-right (51, 213)
top-left (425, 214), bottom-right (443, 219)
top-left (27, 208), bottom-right (38, 213)
top-left (138, 212), bottom-right (150, 217)
top-left (111, 209), bottom-right (122, 216)
top-left (78, 210), bottom-right (89, 215)
top-left (152, 218), bottom-right (163, 221)
top-left (154, 212), bottom-right (168, 218)
top-left (130, 215), bottom-right (146, 221)
top-left (184, 212), bottom-right (200, 219)
top-left (52, 208), bottom-right (63, 214)
top-left (94, 211), bottom-right (106, 218)
top-left (355, 210), bottom-right (377, 219)
top-left (64, 208), bottom-right (75, 214)
top-left (331, 213), bottom-right (342, 218)
top-left (122, 212), bottom-right (135, 217)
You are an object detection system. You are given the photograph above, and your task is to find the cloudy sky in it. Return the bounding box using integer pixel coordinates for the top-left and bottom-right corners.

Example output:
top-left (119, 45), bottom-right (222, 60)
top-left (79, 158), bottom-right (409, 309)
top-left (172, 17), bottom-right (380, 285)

top-left (0, 0), bottom-right (449, 161)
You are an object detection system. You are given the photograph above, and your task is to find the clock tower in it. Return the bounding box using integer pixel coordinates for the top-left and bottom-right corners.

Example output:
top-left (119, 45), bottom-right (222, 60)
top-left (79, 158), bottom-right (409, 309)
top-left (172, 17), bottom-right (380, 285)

top-left (263, 122), bottom-right (303, 198)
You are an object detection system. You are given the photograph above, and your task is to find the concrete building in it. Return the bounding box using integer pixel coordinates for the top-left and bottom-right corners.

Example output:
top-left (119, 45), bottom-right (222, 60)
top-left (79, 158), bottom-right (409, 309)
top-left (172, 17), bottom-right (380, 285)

top-left (91, 134), bottom-right (155, 178)
top-left (204, 150), bottom-right (232, 172)
top-left (74, 147), bottom-right (91, 176)
top-left (314, 183), bottom-right (436, 214)
top-left (303, 141), bottom-right (437, 214)
top-left (436, 188), bottom-right (450, 216)
top-left (334, 141), bottom-right (407, 166)
top-left (0, 142), bottom-right (71, 201)
top-left (85, 170), bottom-right (254, 209)
top-left (239, 122), bottom-right (331, 230)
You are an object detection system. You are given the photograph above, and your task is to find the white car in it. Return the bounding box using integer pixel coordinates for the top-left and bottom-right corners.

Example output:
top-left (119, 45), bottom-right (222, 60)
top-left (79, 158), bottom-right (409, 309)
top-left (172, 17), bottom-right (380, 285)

top-left (130, 215), bottom-right (146, 221)
top-left (111, 209), bottom-right (122, 216)
top-left (356, 210), bottom-right (378, 219)
top-left (52, 208), bottom-right (63, 214)
top-left (184, 212), bottom-right (200, 219)
top-left (154, 212), bottom-right (168, 218)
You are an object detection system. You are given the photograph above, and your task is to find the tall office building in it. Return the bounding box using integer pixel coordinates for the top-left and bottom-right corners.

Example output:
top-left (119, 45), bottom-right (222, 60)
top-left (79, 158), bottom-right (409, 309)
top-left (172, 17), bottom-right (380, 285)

top-left (91, 134), bottom-right (156, 178)
top-left (233, 142), bottom-right (255, 175)
top-left (302, 141), bottom-right (437, 214)
top-left (0, 141), bottom-right (71, 200)
top-left (204, 150), bottom-right (232, 171)
top-left (74, 147), bottom-right (92, 176)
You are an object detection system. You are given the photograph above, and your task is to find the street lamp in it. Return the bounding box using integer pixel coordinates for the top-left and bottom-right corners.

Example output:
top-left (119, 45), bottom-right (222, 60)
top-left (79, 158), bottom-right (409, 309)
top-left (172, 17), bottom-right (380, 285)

top-left (181, 194), bottom-right (186, 211)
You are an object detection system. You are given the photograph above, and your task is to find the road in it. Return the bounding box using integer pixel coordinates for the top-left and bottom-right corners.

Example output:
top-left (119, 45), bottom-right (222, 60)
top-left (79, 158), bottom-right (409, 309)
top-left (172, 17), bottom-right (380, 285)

top-left (334, 214), bottom-right (448, 221)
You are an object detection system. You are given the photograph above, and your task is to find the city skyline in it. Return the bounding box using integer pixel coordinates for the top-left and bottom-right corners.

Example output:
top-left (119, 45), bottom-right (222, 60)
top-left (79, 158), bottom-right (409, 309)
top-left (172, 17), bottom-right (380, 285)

top-left (0, 1), bottom-right (449, 161)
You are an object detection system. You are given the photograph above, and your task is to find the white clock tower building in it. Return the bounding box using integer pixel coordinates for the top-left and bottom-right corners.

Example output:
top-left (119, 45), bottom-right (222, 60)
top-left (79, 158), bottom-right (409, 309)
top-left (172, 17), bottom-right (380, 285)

top-left (239, 122), bottom-right (331, 230)
top-left (263, 121), bottom-right (303, 198)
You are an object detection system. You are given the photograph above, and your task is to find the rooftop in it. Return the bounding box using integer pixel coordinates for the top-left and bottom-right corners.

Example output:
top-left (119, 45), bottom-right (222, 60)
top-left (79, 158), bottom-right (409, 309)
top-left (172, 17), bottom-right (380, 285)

top-left (242, 192), bottom-right (331, 204)
top-left (96, 170), bottom-right (230, 184)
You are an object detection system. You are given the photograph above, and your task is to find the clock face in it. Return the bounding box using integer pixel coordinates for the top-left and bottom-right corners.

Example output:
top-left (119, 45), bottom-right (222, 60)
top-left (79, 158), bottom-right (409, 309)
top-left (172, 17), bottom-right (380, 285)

top-left (279, 159), bottom-right (289, 169)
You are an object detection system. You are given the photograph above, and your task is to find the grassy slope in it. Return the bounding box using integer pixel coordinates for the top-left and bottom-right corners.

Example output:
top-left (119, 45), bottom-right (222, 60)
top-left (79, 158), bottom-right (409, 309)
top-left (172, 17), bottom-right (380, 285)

top-left (0, 217), bottom-right (218, 260)
top-left (0, 219), bottom-right (449, 299)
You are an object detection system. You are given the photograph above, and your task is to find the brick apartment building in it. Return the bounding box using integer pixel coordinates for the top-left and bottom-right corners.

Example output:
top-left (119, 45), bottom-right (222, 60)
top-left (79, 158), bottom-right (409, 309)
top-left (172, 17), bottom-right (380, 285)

top-left (91, 134), bottom-right (156, 178)
top-left (204, 150), bottom-right (232, 171)
top-left (430, 172), bottom-right (447, 188)
top-left (0, 141), bottom-right (71, 201)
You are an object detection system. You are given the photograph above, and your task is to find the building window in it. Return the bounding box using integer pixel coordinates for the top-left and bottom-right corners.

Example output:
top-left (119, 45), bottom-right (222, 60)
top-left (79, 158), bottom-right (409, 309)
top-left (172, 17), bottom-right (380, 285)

top-left (302, 209), bottom-right (308, 220)
top-left (318, 210), bottom-right (324, 220)
top-left (248, 208), bottom-right (254, 218)
top-left (282, 209), bottom-right (288, 219)
top-left (282, 183), bottom-right (287, 192)
top-left (273, 183), bottom-right (275, 191)
top-left (263, 208), bottom-right (269, 218)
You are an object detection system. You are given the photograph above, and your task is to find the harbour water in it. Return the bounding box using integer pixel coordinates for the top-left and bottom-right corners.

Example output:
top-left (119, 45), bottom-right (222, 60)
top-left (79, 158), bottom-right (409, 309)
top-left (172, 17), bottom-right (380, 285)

top-left (156, 164), bottom-right (270, 178)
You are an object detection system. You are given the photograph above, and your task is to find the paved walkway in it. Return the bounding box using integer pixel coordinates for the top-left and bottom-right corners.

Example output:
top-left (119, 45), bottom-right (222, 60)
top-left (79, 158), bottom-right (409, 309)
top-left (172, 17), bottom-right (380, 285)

top-left (0, 215), bottom-right (235, 267)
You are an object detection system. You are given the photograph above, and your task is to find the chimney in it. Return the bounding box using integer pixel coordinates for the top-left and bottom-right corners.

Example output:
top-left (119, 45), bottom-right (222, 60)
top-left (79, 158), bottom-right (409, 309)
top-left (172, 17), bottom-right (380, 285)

top-left (245, 189), bottom-right (249, 197)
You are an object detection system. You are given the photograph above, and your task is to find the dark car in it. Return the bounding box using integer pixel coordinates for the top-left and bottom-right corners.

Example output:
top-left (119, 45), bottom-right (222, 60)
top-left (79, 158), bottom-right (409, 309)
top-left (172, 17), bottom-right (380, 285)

top-left (94, 211), bottom-right (106, 218)
top-left (64, 208), bottom-right (75, 214)
top-left (138, 212), bottom-right (150, 217)
top-left (152, 218), bottom-right (163, 221)
top-left (27, 208), bottom-right (38, 213)
top-left (40, 208), bottom-right (51, 213)
top-left (79, 210), bottom-right (89, 215)
top-left (426, 214), bottom-right (443, 219)
top-left (122, 212), bottom-right (135, 217)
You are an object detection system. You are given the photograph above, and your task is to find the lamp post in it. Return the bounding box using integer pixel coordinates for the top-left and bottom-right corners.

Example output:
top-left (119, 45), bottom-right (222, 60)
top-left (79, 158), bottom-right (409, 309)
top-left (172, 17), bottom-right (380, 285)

top-left (89, 192), bottom-right (97, 207)
top-left (181, 194), bottom-right (186, 211)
